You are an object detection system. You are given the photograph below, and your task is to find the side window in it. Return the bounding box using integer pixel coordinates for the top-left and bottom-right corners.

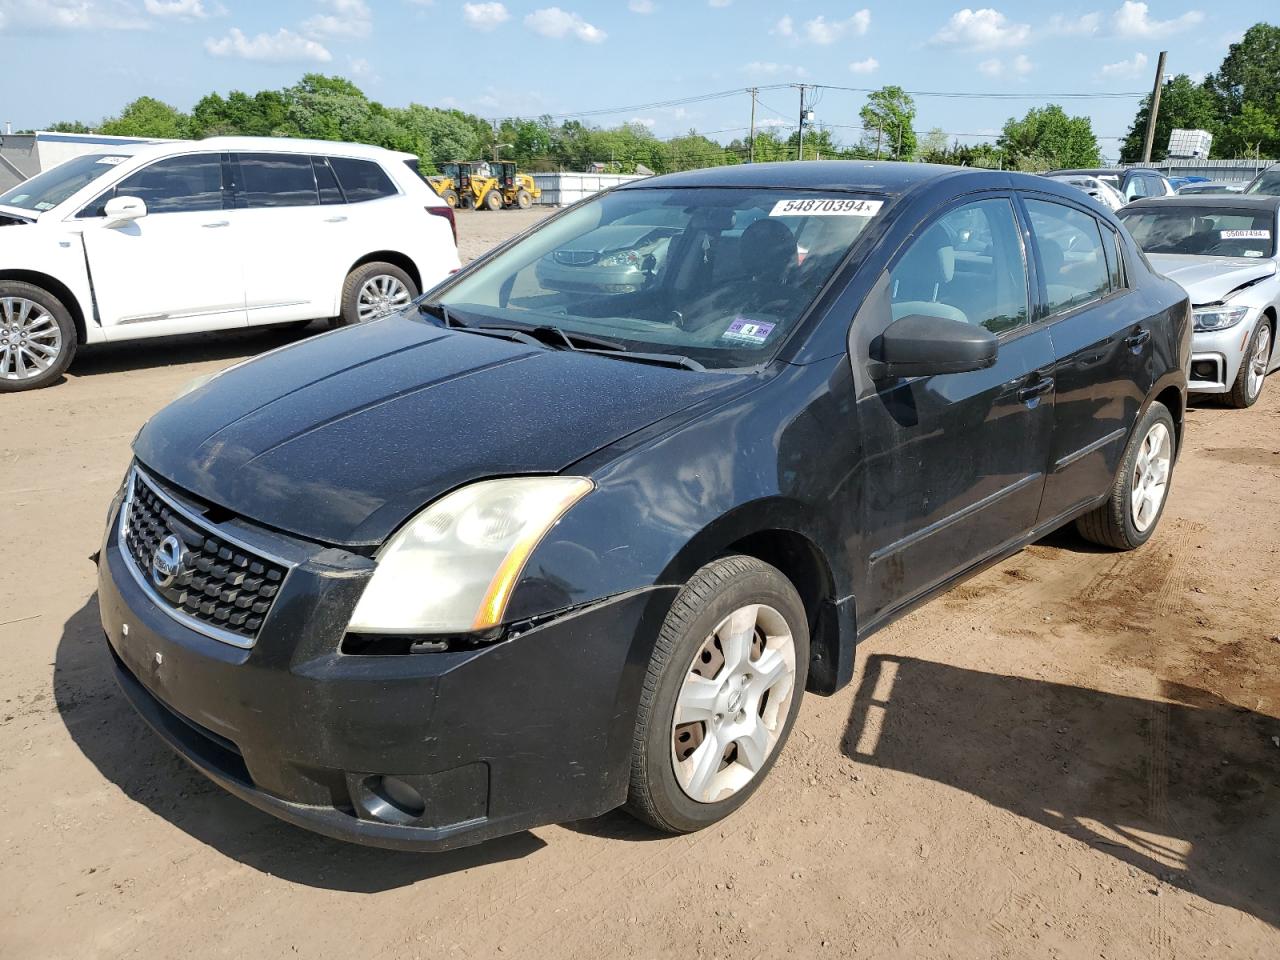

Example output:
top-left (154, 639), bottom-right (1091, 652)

top-left (312, 156), bottom-right (344, 205)
top-left (1101, 225), bottom-right (1125, 291)
top-left (1125, 176), bottom-right (1148, 201)
top-left (235, 153), bottom-right (319, 208)
top-left (329, 157), bottom-right (398, 203)
top-left (1026, 199), bottom-right (1110, 314)
top-left (889, 198), bottom-right (1029, 335)
top-left (100, 154), bottom-right (224, 215)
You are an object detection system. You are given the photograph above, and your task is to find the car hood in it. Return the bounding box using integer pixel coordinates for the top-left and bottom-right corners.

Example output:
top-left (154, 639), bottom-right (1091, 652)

top-left (1146, 254), bottom-right (1277, 304)
top-left (557, 223), bottom-right (672, 256)
top-left (134, 314), bottom-right (745, 547)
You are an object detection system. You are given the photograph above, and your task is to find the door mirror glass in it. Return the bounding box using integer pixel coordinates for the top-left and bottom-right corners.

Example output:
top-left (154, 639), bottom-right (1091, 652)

top-left (103, 195), bottom-right (147, 227)
top-left (870, 313), bottom-right (998, 379)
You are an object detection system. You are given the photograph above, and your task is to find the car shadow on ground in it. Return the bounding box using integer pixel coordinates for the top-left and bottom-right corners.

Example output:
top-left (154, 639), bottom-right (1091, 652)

top-left (844, 653), bottom-right (1280, 928)
top-left (65, 324), bottom-right (318, 380)
top-left (54, 595), bottom-right (545, 891)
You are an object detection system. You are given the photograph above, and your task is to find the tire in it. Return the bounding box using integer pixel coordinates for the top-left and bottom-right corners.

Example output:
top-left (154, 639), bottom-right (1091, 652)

top-left (626, 555), bottom-right (809, 834)
top-left (1076, 401), bottom-right (1176, 550)
top-left (1226, 318), bottom-right (1272, 409)
top-left (441, 188), bottom-right (459, 209)
top-left (0, 281), bottom-right (77, 393)
top-left (516, 189), bottom-right (533, 210)
top-left (483, 189), bottom-right (503, 212)
top-left (458, 193), bottom-right (475, 210)
top-left (336, 262), bottom-right (419, 327)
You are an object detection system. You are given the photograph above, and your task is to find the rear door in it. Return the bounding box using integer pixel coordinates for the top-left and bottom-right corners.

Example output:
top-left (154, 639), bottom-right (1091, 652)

top-left (1020, 194), bottom-right (1154, 526)
top-left (78, 152), bottom-right (247, 337)
top-left (853, 194), bottom-right (1056, 625)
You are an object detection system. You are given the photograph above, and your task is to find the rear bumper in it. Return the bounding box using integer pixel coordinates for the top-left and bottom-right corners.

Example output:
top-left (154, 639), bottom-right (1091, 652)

top-left (98, 492), bottom-right (674, 851)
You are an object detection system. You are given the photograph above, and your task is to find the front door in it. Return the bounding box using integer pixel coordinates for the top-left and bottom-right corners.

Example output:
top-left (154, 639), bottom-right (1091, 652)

top-left (79, 152), bottom-right (247, 338)
top-left (1020, 195), bottom-right (1154, 524)
top-left (853, 196), bottom-right (1056, 628)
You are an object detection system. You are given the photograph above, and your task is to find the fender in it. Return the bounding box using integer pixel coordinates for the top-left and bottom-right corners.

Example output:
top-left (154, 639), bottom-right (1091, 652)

top-left (0, 231), bottom-right (101, 344)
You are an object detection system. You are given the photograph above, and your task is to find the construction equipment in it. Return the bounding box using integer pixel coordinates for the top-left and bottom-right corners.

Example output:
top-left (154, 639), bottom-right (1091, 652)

top-left (428, 161), bottom-right (541, 211)
top-left (489, 161), bottom-right (541, 209)
top-left (426, 162), bottom-right (461, 208)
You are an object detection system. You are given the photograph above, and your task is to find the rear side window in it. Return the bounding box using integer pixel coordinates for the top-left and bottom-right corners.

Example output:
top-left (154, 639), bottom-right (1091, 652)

top-left (105, 154), bottom-right (224, 214)
top-left (1102, 226), bottom-right (1125, 290)
top-left (1026, 199), bottom-right (1110, 315)
top-left (889, 198), bottom-right (1030, 335)
top-left (329, 157), bottom-right (398, 203)
top-left (313, 156), bottom-right (344, 205)
top-left (235, 154), bottom-right (318, 208)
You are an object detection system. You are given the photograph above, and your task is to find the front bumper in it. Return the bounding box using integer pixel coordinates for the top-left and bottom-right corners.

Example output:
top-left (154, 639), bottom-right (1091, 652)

top-left (98, 482), bottom-right (673, 851)
top-left (1189, 318), bottom-right (1261, 393)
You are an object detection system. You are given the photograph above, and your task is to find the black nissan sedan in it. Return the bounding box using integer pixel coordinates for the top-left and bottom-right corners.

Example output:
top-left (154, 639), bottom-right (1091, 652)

top-left (97, 162), bottom-right (1190, 850)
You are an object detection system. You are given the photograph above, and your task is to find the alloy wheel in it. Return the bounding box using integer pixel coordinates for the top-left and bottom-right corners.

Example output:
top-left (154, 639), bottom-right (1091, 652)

top-left (1247, 325), bottom-right (1271, 401)
top-left (0, 297), bottom-right (63, 382)
top-left (671, 603), bottom-right (797, 804)
top-left (356, 275), bottom-right (412, 323)
top-left (1130, 420), bottom-right (1172, 533)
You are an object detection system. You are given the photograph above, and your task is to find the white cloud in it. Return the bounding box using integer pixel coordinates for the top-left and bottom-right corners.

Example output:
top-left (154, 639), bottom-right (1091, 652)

top-left (742, 61), bottom-right (808, 78)
top-left (1012, 52), bottom-right (1032, 74)
top-left (849, 57), bottom-right (879, 74)
top-left (772, 15), bottom-right (793, 37)
top-left (931, 8), bottom-right (1030, 50)
top-left (0, 0), bottom-right (148, 30)
top-left (1098, 51), bottom-right (1148, 78)
top-left (757, 118), bottom-right (792, 129)
top-left (1112, 2), bottom-right (1202, 37)
top-left (977, 53), bottom-right (1032, 77)
top-left (1046, 12), bottom-right (1100, 35)
top-left (628, 0), bottom-right (654, 12)
top-left (348, 55), bottom-right (372, 76)
top-left (524, 7), bottom-right (605, 42)
top-left (462, 2), bottom-right (508, 30)
top-left (204, 26), bottom-right (332, 62)
top-left (144, 0), bottom-right (218, 18)
top-left (628, 116), bottom-right (656, 128)
top-left (304, 0), bottom-right (372, 38)
top-left (978, 58), bottom-right (1002, 76)
top-left (772, 9), bottom-right (870, 45)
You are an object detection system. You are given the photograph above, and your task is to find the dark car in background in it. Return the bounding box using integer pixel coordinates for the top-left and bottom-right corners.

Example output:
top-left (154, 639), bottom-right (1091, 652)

top-left (1245, 164), bottom-right (1280, 196)
top-left (97, 162), bottom-right (1190, 851)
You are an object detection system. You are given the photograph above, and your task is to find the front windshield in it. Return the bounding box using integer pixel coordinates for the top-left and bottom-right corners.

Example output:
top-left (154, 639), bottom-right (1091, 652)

top-left (1119, 206), bottom-right (1276, 258)
top-left (437, 186), bottom-right (882, 368)
top-left (0, 153), bottom-right (130, 212)
top-left (1246, 170), bottom-right (1280, 196)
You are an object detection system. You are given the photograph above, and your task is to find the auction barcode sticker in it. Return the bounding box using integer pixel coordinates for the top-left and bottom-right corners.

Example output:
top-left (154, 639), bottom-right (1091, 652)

top-left (1221, 229), bottom-right (1270, 240)
top-left (95, 156), bottom-right (128, 165)
top-left (770, 198), bottom-right (883, 217)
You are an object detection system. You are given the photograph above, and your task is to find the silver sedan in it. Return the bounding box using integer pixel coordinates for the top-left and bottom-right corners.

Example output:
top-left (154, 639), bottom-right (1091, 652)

top-left (1119, 195), bottom-right (1280, 408)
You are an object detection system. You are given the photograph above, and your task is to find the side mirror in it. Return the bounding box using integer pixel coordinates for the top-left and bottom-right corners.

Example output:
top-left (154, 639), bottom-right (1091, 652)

top-left (869, 313), bottom-right (998, 380)
top-left (104, 196), bottom-right (147, 227)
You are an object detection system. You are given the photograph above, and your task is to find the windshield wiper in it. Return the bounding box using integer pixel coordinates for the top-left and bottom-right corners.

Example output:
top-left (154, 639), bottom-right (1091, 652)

top-left (576, 348), bottom-right (706, 371)
top-left (419, 301), bottom-right (543, 347)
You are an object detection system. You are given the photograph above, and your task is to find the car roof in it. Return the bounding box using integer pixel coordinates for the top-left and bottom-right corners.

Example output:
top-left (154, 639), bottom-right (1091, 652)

top-left (1047, 167), bottom-right (1161, 177)
top-left (1122, 194), bottom-right (1280, 212)
top-left (621, 160), bottom-right (1010, 197)
top-left (97, 136), bottom-right (413, 163)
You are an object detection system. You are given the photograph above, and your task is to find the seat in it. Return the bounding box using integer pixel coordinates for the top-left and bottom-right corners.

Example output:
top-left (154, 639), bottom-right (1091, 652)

top-left (891, 236), bottom-right (968, 324)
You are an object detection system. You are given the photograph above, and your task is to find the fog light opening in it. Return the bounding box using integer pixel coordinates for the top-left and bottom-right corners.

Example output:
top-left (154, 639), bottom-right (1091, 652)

top-left (364, 775), bottom-right (426, 824)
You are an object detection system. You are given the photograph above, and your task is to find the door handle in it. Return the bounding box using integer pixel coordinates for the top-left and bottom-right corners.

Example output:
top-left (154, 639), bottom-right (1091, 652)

top-left (1018, 376), bottom-right (1054, 403)
top-left (202, 220), bottom-right (230, 228)
top-left (1124, 328), bottom-right (1151, 351)
top-left (324, 216), bottom-right (348, 223)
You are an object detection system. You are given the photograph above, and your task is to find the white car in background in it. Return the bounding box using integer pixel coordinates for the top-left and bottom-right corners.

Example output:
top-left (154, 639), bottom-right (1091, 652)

top-left (0, 137), bottom-right (459, 391)
top-left (1043, 174), bottom-right (1127, 212)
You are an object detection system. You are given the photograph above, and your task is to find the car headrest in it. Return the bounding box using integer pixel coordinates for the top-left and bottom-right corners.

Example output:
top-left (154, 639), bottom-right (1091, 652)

top-left (740, 218), bottom-right (797, 281)
top-left (1039, 238), bottom-right (1065, 278)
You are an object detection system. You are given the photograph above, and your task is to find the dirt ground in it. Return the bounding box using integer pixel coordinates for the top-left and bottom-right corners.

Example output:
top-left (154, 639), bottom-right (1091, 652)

top-left (2, 205), bottom-right (1278, 959)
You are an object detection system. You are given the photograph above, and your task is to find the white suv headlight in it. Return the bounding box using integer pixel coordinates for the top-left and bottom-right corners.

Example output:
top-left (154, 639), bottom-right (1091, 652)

top-left (348, 476), bottom-right (593, 635)
top-left (1193, 304), bottom-right (1250, 332)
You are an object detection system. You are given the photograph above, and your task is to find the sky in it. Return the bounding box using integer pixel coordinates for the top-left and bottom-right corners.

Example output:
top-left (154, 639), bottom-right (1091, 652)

top-left (0, 1), bottom-right (1260, 160)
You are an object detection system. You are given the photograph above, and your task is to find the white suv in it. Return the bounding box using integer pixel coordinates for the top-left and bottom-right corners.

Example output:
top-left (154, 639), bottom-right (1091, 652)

top-left (0, 136), bottom-right (460, 391)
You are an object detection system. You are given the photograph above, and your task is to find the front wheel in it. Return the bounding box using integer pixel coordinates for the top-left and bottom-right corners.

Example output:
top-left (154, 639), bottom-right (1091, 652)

top-left (483, 189), bottom-right (503, 212)
top-left (1076, 401), bottom-right (1176, 550)
top-left (626, 555), bottom-right (808, 834)
top-left (0, 281), bottom-right (77, 392)
top-left (515, 189), bottom-right (533, 210)
top-left (337, 262), bottom-right (419, 327)
top-left (1227, 319), bottom-right (1272, 409)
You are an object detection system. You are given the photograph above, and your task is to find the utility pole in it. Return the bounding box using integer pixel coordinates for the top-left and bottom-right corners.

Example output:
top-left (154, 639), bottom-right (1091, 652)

top-left (1141, 50), bottom-right (1168, 164)
top-left (748, 87), bottom-right (757, 163)
top-left (796, 84), bottom-right (807, 161)
top-left (875, 124), bottom-right (883, 160)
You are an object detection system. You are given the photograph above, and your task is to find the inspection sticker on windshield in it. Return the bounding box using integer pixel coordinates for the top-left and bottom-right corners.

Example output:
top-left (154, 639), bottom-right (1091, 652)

top-left (770, 198), bottom-right (883, 217)
top-left (722, 318), bottom-right (776, 344)
top-left (1221, 229), bottom-right (1270, 240)
top-left (95, 156), bottom-right (128, 165)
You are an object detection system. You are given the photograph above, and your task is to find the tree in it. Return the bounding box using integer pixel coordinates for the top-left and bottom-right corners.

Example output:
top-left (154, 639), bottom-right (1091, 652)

top-left (998, 104), bottom-right (1100, 170)
top-left (1119, 74), bottom-right (1218, 163)
top-left (100, 97), bottom-right (190, 139)
top-left (1219, 102), bottom-right (1279, 159)
top-left (46, 120), bottom-right (94, 134)
top-left (1204, 23), bottom-right (1280, 119)
top-left (859, 86), bottom-right (917, 160)
top-left (919, 127), bottom-right (949, 158)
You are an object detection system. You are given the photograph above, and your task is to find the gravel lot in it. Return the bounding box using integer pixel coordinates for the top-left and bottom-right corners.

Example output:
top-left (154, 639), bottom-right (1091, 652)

top-left (1, 205), bottom-right (1277, 959)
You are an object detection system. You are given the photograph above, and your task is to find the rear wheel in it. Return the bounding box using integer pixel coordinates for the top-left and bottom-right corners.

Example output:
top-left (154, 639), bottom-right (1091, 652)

top-left (1076, 401), bottom-right (1175, 550)
top-left (626, 555), bottom-right (808, 833)
top-left (441, 188), bottom-right (459, 209)
top-left (1227, 319), bottom-right (1272, 409)
top-left (516, 189), bottom-right (533, 210)
top-left (0, 282), bottom-right (77, 392)
top-left (483, 189), bottom-right (503, 212)
top-left (337, 262), bottom-right (418, 327)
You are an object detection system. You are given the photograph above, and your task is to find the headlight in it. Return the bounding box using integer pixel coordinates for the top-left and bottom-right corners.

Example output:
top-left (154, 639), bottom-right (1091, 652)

top-left (597, 249), bottom-right (643, 268)
top-left (347, 476), bottom-right (593, 634)
top-left (1193, 304), bottom-right (1250, 332)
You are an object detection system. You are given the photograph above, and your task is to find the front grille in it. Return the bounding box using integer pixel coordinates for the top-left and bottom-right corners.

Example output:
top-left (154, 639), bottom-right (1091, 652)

top-left (120, 469), bottom-right (288, 647)
top-left (553, 249), bottom-right (597, 266)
